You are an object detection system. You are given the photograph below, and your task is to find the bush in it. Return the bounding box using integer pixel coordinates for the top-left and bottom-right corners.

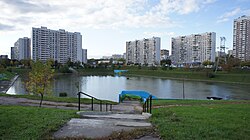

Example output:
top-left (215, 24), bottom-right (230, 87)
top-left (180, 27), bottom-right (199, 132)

top-left (149, 66), bottom-right (158, 70)
top-left (58, 66), bottom-right (72, 73)
top-left (59, 92), bottom-right (67, 97)
top-left (6, 67), bottom-right (12, 72)
top-left (206, 72), bottom-right (215, 78)
top-left (162, 66), bottom-right (168, 70)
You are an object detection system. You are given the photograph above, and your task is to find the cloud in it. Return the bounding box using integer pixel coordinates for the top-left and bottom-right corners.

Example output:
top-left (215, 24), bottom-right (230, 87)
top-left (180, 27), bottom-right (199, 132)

top-left (0, 0), bottom-right (215, 32)
top-left (203, 0), bottom-right (217, 4)
top-left (0, 23), bottom-right (15, 31)
top-left (217, 8), bottom-right (241, 23)
top-left (143, 31), bottom-right (175, 37)
top-left (1, 0), bottom-right (55, 13)
top-left (242, 9), bottom-right (250, 15)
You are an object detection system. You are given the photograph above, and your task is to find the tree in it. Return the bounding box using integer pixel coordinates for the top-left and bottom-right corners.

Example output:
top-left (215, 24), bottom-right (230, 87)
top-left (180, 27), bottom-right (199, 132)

top-left (20, 59), bottom-right (32, 68)
top-left (67, 58), bottom-right (74, 67)
top-left (161, 59), bottom-right (172, 66)
top-left (241, 61), bottom-right (250, 67)
top-left (202, 60), bottom-right (214, 67)
top-left (220, 56), bottom-right (241, 72)
top-left (26, 60), bottom-right (54, 107)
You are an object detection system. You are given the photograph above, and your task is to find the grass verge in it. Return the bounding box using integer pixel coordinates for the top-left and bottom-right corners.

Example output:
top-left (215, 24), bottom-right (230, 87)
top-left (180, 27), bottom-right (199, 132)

top-left (0, 71), bottom-right (15, 81)
top-left (0, 105), bottom-right (77, 139)
top-left (151, 100), bottom-right (250, 140)
top-left (125, 69), bottom-right (250, 84)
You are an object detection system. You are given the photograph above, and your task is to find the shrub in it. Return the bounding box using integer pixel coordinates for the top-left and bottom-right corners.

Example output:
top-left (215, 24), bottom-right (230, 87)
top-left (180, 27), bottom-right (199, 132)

top-left (59, 92), bottom-right (67, 97)
top-left (149, 66), bottom-right (158, 70)
top-left (206, 72), bottom-right (215, 78)
top-left (6, 67), bottom-right (12, 72)
top-left (58, 66), bottom-right (72, 73)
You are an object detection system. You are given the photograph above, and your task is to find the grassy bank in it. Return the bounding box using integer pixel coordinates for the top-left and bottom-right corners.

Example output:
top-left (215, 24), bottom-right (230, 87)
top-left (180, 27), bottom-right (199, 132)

top-left (125, 68), bottom-right (250, 84)
top-left (0, 105), bottom-right (77, 139)
top-left (0, 71), bottom-right (15, 81)
top-left (151, 100), bottom-right (250, 140)
top-left (0, 94), bottom-right (117, 104)
top-left (76, 68), bottom-right (113, 76)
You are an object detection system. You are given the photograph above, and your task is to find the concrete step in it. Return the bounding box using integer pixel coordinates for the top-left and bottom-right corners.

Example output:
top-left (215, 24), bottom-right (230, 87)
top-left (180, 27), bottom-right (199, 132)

top-left (77, 111), bottom-right (151, 120)
top-left (53, 118), bottom-right (151, 139)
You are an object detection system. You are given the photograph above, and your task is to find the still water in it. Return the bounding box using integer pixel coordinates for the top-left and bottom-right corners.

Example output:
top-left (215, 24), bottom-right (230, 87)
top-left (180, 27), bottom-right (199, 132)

top-left (7, 75), bottom-right (250, 102)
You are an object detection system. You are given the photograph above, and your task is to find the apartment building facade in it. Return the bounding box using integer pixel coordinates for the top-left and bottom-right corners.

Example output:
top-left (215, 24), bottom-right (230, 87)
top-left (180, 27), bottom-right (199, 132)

top-left (161, 49), bottom-right (169, 60)
top-left (32, 26), bottom-right (83, 64)
top-left (171, 32), bottom-right (216, 65)
top-left (126, 37), bottom-right (161, 65)
top-left (233, 15), bottom-right (250, 61)
top-left (82, 49), bottom-right (87, 64)
top-left (11, 37), bottom-right (31, 60)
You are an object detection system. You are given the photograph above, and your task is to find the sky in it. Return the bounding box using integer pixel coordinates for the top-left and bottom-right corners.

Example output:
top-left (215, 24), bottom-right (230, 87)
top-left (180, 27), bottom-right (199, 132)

top-left (0, 0), bottom-right (250, 59)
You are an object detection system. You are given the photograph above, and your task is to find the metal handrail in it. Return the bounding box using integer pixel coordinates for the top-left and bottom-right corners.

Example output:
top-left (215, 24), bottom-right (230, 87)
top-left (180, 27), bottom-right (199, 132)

top-left (142, 95), bottom-right (152, 114)
top-left (77, 91), bottom-right (112, 112)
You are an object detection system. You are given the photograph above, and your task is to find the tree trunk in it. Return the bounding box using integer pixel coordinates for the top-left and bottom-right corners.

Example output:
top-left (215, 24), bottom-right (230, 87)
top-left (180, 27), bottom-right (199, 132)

top-left (39, 93), bottom-right (43, 107)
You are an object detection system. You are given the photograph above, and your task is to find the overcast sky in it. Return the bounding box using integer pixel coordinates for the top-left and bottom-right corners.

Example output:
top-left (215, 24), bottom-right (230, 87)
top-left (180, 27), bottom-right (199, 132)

top-left (0, 0), bottom-right (250, 58)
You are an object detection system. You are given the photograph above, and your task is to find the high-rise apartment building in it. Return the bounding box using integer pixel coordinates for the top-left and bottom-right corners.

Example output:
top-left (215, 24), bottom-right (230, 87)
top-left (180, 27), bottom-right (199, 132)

top-left (11, 47), bottom-right (18, 60)
top-left (112, 54), bottom-right (123, 60)
top-left (233, 15), bottom-right (250, 61)
top-left (161, 49), bottom-right (169, 60)
top-left (171, 32), bottom-right (216, 65)
top-left (0, 55), bottom-right (8, 59)
top-left (82, 49), bottom-right (87, 64)
top-left (32, 26), bottom-right (83, 64)
top-left (126, 37), bottom-right (161, 65)
top-left (11, 37), bottom-right (31, 60)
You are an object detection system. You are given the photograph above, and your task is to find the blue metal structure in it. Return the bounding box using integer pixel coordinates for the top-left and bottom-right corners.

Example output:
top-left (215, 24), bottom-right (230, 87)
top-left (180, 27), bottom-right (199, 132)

top-left (114, 70), bottom-right (128, 74)
top-left (119, 90), bottom-right (157, 102)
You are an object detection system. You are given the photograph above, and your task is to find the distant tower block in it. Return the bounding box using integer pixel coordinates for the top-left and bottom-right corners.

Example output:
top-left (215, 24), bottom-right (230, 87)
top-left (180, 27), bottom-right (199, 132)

top-left (220, 37), bottom-right (226, 55)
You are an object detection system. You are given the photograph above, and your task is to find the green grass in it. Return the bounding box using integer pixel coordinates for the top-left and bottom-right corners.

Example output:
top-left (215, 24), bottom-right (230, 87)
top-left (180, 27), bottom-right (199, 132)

top-left (125, 69), bottom-right (250, 84)
top-left (76, 68), bottom-right (113, 76)
top-left (120, 94), bottom-right (142, 102)
top-left (0, 71), bottom-right (15, 81)
top-left (151, 100), bottom-right (250, 140)
top-left (0, 94), bottom-right (117, 105)
top-left (152, 99), bottom-right (249, 106)
top-left (0, 105), bottom-right (77, 139)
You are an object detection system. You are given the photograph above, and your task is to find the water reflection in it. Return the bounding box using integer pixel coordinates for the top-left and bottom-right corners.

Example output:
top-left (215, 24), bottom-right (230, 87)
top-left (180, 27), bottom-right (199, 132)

top-left (7, 75), bottom-right (250, 102)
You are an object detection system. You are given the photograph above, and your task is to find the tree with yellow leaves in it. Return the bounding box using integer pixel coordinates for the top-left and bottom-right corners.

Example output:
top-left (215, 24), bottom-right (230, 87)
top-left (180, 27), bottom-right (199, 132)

top-left (26, 60), bottom-right (54, 107)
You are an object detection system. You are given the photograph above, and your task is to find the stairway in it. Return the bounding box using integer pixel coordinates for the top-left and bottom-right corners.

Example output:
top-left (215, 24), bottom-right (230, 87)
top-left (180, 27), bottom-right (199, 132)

top-left (53, 101), bottom-right (155, 139)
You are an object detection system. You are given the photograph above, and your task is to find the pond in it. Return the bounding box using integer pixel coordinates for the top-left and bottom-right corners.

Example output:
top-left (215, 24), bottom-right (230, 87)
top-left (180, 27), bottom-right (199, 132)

top-left (7, 75), bottom-right (250, 102)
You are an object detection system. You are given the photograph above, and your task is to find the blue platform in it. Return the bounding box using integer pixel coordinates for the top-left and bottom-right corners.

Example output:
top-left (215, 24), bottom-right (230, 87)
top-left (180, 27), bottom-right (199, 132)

top-left (119, 90), bottom-right (157, 102)
top-left (114, 70), bottom-right (128, 74)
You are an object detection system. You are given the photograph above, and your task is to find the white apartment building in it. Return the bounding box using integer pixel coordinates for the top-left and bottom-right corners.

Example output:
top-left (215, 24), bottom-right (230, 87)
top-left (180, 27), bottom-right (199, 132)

top-left (171, 32), bottom-right (216, 65)
top-left (82, 49), bottom-right (87, 64)
top-left (233, 15), bottom-right (250, 61)
top-left (126, 37), bottom-right (161, 65)
top-left (11, 37), bottom-right (31, 60)
top-left (112, 54), bottom-right (123, 60)
top-left (161, 49), bottom-right (169, 60)
top-left (32, 26), bottom-right (83, 64)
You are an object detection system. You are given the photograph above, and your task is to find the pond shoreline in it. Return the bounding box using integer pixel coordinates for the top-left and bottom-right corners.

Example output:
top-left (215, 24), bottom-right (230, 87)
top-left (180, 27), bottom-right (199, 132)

top-left (0, 75), bottom-right (19, 93)
top-left (125, 74), bottom-right (250, 85)
top-left (5, 74), bottom-right (250, 100)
